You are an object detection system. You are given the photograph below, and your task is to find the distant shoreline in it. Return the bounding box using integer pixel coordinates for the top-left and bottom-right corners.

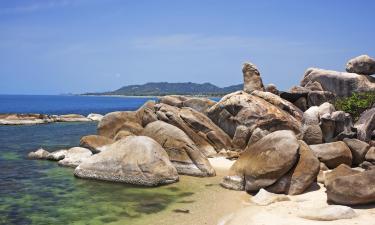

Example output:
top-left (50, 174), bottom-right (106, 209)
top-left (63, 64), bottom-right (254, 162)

top-left (80, 94), bottom-right (223, 98)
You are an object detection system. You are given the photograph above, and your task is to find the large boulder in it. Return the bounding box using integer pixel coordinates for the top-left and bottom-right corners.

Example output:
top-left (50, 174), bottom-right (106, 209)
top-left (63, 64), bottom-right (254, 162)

top-left (266, 141), bottom-right (320, 195)
top-left (221, 130), bottom-right (299, 192)
top-left (320, 111), bottom-right (356, 142)
top-left (326, 169), bottom-right (375, 205)
top-left (343, 138), bottom-right (371, 166)
top-left (97, 111), bottom-right (140, 138)
top-left (207, 91), bottom-right (301, 139)
top-left (135, 100), bottom-right (158, 127)
top-left (182, 98), bottom-right (216, 114)
top-left (58, 147), bottom-right (92, 168)
top-left (346, 55), bottom-right (375, 75)
top-left (300, 68), bottom-right (375, 97)
top-left (309, 142), bottom-right (352, 168)
top-left (142, 121), bottom-right (215, 177)
top-left (355, 107), bottom-right (375, 142)
top-left (74, 136), bottom-right (179, 186)
top-left (79, 135), bottom-right (114, 153)
top-left (242, 62), bottom-right (265, 93)
top-left (155, 103), bottom-right (232, 155)
top-left (324, 164), bottom-right (360, 187)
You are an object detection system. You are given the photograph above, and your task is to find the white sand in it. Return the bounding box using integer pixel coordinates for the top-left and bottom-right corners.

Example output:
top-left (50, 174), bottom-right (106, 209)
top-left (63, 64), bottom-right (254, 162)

top-left (221, 183), bottom-right (375, 225)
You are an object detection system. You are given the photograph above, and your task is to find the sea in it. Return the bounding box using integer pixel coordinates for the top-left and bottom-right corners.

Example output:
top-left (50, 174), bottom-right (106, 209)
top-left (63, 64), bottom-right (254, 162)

top-left (0, 95), bottom-right (216, 225)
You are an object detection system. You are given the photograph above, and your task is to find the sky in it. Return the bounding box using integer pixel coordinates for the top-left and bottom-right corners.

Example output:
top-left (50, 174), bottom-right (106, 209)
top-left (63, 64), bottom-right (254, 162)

top-left (0, 0), bottom-right (375, 95)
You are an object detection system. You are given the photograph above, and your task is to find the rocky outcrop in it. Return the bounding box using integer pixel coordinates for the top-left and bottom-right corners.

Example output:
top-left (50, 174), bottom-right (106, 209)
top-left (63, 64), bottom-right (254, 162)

top-left (54, 114), bottom-right (91, 122)
top-left (87, 113), bottom-right (103, 121)
top-left (159, 95), bottom-right (188, 107)
top-left (221, 130), bottom-right (299, 192)
top-left (300, 68), bottom-right (375, 97)
top-left (142, 121), bottom-right (215, 177)
top-left (343, 138), bottom-right (371, 166)
top-left (326, 169), bottom-right (375, 205)
top-left (346, 55), bottom-right (375, 75)
top-left (155, 103), bottom-right (232, 155)
top-left (74, 136), bottom-right (179, 186)
top-left (58, 147), bottom-right (92, 168)
top-left (207, 91), bottom-right (301, 139)
top-left (242, 62), bottom-right (265, 93)
top-left (182, 98), bottom-right (216, 114)
top-left (0, 114), bottom-right (55, 125)
top-left (354, 107), bottom-right (375, 142)
top-left (266, 141), bottom-right (320, 195)
top-left (309, 142), bottom-right (352, 168)
top-left (79, 135), bottom-right (114, 153)
top-left (97, 111), bottom-right (141, 138)
top-left (47, 149), bottom-right (68, 161)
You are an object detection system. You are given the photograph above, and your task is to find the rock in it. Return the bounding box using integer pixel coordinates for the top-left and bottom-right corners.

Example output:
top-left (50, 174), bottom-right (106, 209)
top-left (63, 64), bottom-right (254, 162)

top-left (320, 111), bottom-right (356, 143)
top-left (365, 147), bottom-right (375, 162)
top-left (242, 62), bottom-right (265, 93)
top-left (247, 128), bottom-right (269, 146)
top-left (114, 130), bottom-right (134, 141)
top-left (87, 113), bottom-right (103, 121)
top-left (297, 205), bottom-right (357, 221)
top-left (346, 55), bottom-right (375, 75)
top-left (47, 149), bottom-right (68, 161)
top-left (58, 147), bottom-right (92, 168)
top-left (136, 100), bottom-right (158, 127)
top-left (355, 107), bottom-right (375, 142)
top-left (79, 135), bottom-right (114, 154)
top-left (222, 130), bottom-right (299, 192)
top-left (250, 189), bottom-right (290, 206)
top-left (28, 148), bottom-right (50, 159)
top-left (159, 95), bottom-right (188, 107)
top-left (251, 90), bottom-right (303, 121)
top-left (0, 113), bottom-right (54, 125)
top-left (324, 164), bottom-right (360, 187)
top-left (343, 138), bottom-right (371, 166)
top-left (359, 161), bottom-right (375, 170)
top-left (293, 97), bottom-right (308, 112)
top-left (302, 124), bottom-right (323, 145)
top-left (220, 175), bottom-right (245, 190)
top-left (318, 102), bottom-right (335, 116)
top-left (326, 169), bottom-right (375, 205)
top-left (182, 98), bottom-right (216, 114)
top-left (231, 125), bottom-right (252, 150)
top-left (97, 111), bottom-right (140, 138)
top-left (142, 121), bottom-right (215, 177)
top-left (207, 91), bottom-right (301, 138)
top-left (300, 68), bottom-right (375, 97)
top-left (55, 114), bottom-right (91, 122)
top-left (74, 136), bottom-right (179, 186)
top-left (155, 103), bottom-right (232, 155)
top-left (267, 141), bottom-right (320, 195)
top-left (302, 106), bottom-right (320, 125)
top-left (307, 91), bottom-right (335, 107)
top-left (117, 120), bottom-right (144, 136)
top-left (309, 141), bottom-right (352, 169)
top-left (305, 80), bottom-right (324, 91)
top-left (265, 83), bottom-right (279, 95)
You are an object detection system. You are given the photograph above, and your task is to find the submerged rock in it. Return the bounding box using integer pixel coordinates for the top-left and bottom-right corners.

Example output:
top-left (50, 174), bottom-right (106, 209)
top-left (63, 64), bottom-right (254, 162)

top-left (142, 121), bottom-right (215, 177)
top-left (74, 136), bottom-right (179, 186)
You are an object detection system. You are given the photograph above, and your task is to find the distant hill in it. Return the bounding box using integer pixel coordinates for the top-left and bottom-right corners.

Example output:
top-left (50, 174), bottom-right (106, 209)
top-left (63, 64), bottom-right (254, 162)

top-left (84, 82), bottom-right (243, 96)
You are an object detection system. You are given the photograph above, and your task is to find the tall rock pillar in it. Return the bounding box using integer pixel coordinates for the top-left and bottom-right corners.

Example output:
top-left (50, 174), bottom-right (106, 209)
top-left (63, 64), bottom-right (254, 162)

top-left (243, 62), bottom-right (265, 93)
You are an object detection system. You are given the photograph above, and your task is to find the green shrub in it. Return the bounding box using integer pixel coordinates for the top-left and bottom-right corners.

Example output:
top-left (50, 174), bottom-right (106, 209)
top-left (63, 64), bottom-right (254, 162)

top-left (334, 91), bottom-right (375, 121)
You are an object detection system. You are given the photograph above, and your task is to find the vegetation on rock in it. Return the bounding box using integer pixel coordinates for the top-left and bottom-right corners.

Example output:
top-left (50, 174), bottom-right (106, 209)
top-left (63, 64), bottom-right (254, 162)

top-left (334, 91), bottom-right (375, 121)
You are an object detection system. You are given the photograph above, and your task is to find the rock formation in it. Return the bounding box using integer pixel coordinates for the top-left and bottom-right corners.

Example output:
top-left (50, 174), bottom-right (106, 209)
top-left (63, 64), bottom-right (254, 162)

top-left (242, 62), bottom-right (265, 93)
top-left (346, 54), bottom-right (375, 75)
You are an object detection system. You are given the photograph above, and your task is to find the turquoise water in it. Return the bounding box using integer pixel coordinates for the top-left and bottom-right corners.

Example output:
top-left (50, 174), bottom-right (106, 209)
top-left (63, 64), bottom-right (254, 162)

top-left (0, 122), bottom-right (201, 225)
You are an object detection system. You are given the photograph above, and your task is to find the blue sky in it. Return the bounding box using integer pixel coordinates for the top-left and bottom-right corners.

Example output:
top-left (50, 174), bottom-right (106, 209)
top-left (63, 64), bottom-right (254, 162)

top-left (0, 0), bottom-right (374, 94)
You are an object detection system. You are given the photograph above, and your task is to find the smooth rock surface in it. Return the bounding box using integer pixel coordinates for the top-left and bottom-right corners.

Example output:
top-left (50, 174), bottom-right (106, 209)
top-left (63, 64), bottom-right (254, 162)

top-left (142, 121), bottom-right (215, 177)
top-left (74, 136), bottom-right (179, 186)
top-left (28, 148), bottom-right (50, 159)
top-left (309, 142), bottom-right (352, 168)
top-left (58, 147), bottom-right (92, 168)
top-left (79, 135), bottom-right (114, 153)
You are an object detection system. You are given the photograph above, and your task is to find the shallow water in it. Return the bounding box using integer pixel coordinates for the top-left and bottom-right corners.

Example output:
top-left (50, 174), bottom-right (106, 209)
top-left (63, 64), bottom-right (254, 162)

top-left (0, 122), bottom-right (205, 225)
